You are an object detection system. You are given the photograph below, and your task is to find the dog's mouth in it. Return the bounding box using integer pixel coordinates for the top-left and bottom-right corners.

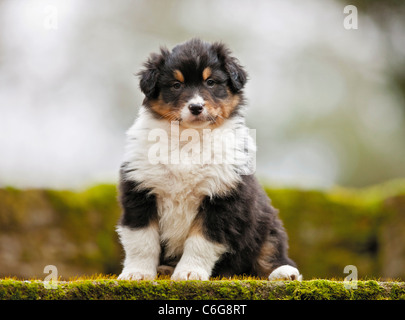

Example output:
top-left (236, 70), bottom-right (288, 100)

top-left (190, 113), bottom-right (214, 122)
top-left (177, 102), bottom-right (218, 128)
top-left (180, 112), bottom-right (218, 128)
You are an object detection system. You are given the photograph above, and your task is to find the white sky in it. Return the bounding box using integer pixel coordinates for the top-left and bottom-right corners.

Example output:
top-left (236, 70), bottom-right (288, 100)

top-left (0, 0), bottom-right (404, 189)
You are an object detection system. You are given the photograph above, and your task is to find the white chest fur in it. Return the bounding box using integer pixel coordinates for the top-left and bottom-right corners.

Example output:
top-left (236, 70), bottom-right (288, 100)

top-left (122, 108), bottom-right (255, 258)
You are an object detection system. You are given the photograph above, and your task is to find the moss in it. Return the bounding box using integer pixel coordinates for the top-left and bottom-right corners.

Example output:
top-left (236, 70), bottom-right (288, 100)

top-left (284, 280), bottom-right (349, 300)
top-left (264, 183), bottom-right (405, 279)
top-left (2, 180), bottom-right (405, 279)
top-left (390, 283), bottom-right (405, 300)
top-left (350, 280), bottom-right (385, 300)
top-left (42, 185), bottom-right (122, 275)
top-left (282, 280), bottom-right (393, 300)
top-left (1, 279), bottom-right (404, 300)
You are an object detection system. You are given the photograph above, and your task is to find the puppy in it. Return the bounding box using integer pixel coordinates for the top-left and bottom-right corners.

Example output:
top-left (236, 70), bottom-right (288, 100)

top-left (117, 38), bottom-right (301, 281)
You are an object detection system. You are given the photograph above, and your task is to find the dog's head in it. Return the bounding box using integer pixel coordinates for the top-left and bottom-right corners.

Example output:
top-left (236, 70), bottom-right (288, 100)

top-left (138, 38), bottom-right (248, 128)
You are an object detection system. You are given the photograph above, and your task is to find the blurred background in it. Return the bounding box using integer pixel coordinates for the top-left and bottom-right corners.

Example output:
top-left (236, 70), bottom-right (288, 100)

top-left (0, 0), bottom-right (405, 280)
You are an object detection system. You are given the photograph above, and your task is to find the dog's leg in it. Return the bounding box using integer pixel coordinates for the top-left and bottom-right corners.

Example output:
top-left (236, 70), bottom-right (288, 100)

top-left (256, 237), bottom-right (302, 281)
top-left (255, 233), bottom-right (302, 281)
top-left (117, 177), bottom-right (160, 280)
top-left (171, 234), bottom-right (226, 281)
top-left (117, 223), bottom-right (160, 280)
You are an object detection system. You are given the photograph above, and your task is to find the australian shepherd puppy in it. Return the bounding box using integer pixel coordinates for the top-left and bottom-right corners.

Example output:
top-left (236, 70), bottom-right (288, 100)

top-left (117, 38), bottom-right (301, 281)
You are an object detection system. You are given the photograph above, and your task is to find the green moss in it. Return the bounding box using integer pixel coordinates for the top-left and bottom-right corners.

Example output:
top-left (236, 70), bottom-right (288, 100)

top-left (284, 280), bottom-right (348, 300)
top-left (1, 279), bottom-right (404, 300)
top-left (43, 185), bottom-right (122, 274)
top-left (349, 281), bottom-right (384, 299)
top-left (264, 183), bottom-right (405, 279)
top-left (2, 180), bottom-right (405, 280)
top-left (390, 283), bottom-right (405, 300)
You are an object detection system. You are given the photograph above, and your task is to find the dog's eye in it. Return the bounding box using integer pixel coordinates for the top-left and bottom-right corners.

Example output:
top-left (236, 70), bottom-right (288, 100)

top-left (206, 79), bottom-right (215, 88)
top-left (172, 82), bottom-right (182, 90)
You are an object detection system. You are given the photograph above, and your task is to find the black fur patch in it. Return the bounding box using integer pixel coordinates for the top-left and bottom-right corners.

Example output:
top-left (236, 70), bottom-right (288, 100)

top-left (195, 174), bottom-right (295, 277)
top-left (118, 164), bottom-right (157, 229)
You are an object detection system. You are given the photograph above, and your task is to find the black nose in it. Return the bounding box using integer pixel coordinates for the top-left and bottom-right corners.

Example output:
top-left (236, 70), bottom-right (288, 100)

top-left (188, 104), bottom-right (204, 115)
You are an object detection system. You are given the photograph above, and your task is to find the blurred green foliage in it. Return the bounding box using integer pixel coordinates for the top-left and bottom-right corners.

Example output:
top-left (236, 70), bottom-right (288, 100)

top-left (0, 185), bottom-right (122, 278)
top-left (1, 181), bottom-right (405, 280)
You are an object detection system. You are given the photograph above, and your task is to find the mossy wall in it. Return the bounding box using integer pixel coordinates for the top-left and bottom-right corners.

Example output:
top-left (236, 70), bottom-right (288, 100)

top-left (0, 185), bottom-right (122, 278)
top-left (1, 181), bottom-right (405, 280)
top-left (265, 181), bottom-right (405, 279)
top-left (1, 279), bottom-right (404, 300)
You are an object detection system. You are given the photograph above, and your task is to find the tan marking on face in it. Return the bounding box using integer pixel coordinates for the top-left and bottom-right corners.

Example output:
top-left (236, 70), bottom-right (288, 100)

top-left (204, 90), bottom-right (241, 128)
top-left (202, 67), bottom-right (212, 81)
top-left (221, 91), bottom-right (241, 118)
top-left (173, 69), bottom-right (185, 83)
top-left (149, 95), bottom-right (181, 122)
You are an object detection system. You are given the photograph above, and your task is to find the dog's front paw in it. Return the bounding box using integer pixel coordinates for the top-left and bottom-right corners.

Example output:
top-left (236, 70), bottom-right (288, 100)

top-left (171, 268), bottom-right (209, 281)
top-left (118, 269), bottom-right (156, 280)
top-left (268, 265), bottom-right (302, 281)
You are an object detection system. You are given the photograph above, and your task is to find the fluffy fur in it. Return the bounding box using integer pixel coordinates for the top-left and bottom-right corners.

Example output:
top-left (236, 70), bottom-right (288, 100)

top-left (117, 38), bottom-right (301, 281)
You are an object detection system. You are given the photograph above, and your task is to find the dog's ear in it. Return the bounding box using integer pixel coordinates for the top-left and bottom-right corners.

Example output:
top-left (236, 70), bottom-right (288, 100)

top-left (213, 42), bottom-right (248, 92)
top-left (138, 47), bottom-right (169, 99)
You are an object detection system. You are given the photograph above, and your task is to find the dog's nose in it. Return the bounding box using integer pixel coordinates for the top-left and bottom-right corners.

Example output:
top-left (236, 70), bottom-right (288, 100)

top-left (188, 104), bottom-right (204, 115)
